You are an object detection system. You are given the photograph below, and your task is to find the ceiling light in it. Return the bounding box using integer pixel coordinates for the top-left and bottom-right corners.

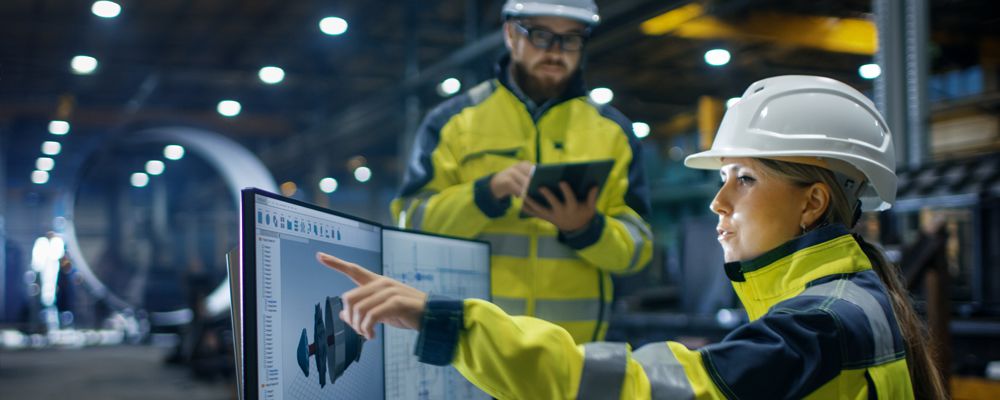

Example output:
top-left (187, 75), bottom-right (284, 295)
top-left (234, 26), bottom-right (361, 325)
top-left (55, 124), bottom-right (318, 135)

top-left (145, 160), bottom-right (165, 175)
top-left (36, 157), bottom-right (55, 171)
top-left (319, 177), bottom-right (339, 193)
top-left (32, 170), bottom-right (50, 185)
top-left (320, 17), bottom-right (348, 36)
top-left (353, 166), bottom-right (371, 183)
top-left (704, 49), bottom-right (731, 66)
top-left (217, 100), bottom-right (241, 117)
top-left (91, 1), bottom-right (121, 18)
top-left (259, 66), bottom-right (285, 84)
top-left (589, 87), bottom-right (614, 105)
top-left (41, 141), bottom-right (61, 156)
top-left (859, 63), bottom-right (881, 79)
top-left (71, 55), bottom-right (98, 75)
top-left (164, 145), bottom-right (185, 160)
top-left (726, 97), bottom-right (741, 108)
top-left (437, 78), bottom-right (461, 97)
top-left (130, 172), bottom-right (149, 188)
top-left (280, 181), bottom-right (297, 196)
top-left (632, 122), bottom-right (650, 139)
top-left (48, 120), bottom-right (70, 135)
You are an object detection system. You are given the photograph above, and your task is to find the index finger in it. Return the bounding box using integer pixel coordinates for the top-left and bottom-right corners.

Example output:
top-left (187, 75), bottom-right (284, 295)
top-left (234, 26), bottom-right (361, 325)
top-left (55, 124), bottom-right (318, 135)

top-left (586, 186), bottom-right (599, 207)
top-left (558, 182), bottom-right (578, 207)
top-left (316, 252), bottom-right (377, 285)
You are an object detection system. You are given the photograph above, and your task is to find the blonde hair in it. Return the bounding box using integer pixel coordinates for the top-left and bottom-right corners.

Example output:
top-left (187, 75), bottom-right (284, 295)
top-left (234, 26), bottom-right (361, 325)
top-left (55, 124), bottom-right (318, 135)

top-left (755, 158), bottom-right (948, 400)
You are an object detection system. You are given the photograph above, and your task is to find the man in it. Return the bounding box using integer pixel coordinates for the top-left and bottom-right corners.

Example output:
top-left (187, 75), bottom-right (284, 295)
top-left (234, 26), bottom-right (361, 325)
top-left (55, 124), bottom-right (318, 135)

top-left (391, 0), bottom-right (652, 344)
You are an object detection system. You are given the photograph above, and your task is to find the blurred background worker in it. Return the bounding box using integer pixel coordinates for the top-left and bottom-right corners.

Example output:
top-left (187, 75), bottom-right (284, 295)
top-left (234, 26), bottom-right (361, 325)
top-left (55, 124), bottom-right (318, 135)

top-left (392, 0), bottom-right (653, 344)
top-left (30, 231), bottom-right (65, 331)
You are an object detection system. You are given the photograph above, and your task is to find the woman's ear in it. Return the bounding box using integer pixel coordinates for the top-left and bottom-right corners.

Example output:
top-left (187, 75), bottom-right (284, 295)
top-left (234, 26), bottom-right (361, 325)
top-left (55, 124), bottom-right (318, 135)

top-left (801, 182), bottom-right (831, 229)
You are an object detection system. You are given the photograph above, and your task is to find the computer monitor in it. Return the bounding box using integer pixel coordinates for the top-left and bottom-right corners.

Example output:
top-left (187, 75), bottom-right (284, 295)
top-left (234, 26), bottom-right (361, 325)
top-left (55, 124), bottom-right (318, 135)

top-left (381, 227), bottom-right (491, 400)
top-left (241, 188), bottom-right (384, 400)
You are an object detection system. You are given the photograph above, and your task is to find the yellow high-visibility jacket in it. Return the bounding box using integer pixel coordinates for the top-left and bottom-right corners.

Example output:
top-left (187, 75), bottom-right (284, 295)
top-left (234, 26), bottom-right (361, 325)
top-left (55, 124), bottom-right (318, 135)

top-left (415, 224), bottom-right (915, 399)
top-left (392, 56), bottom-right (653, 343)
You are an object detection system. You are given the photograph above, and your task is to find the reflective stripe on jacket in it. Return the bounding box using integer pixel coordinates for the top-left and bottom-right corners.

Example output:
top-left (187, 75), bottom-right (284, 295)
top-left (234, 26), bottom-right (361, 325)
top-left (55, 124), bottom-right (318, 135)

top-left (392, 55), bottom-right (653, 343)
top-left (444, 224), bottom-right (914, 399)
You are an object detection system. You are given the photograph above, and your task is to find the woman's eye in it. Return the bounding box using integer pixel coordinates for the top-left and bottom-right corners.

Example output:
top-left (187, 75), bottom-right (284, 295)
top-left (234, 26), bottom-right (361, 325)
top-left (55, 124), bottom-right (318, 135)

top-left (737, 175), bottom-right (756, 184)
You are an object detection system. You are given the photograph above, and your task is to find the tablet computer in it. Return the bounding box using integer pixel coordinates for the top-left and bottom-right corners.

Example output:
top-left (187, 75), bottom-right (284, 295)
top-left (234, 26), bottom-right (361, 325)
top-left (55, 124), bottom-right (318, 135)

top-left (240, 188), bottom-right (385, 400)
top-left (521, 159), bottom-right (615, 216)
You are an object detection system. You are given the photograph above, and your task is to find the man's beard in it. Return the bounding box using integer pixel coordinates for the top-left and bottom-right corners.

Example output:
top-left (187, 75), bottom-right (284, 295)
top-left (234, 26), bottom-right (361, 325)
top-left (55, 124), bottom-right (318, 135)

top-left (513, 58), bottom-right (571, 103)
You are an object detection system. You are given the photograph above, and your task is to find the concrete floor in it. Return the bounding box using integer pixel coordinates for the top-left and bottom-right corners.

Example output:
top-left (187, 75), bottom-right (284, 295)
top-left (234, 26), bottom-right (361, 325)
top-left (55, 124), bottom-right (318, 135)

top-left (0, 346), bottom-right (235, 400)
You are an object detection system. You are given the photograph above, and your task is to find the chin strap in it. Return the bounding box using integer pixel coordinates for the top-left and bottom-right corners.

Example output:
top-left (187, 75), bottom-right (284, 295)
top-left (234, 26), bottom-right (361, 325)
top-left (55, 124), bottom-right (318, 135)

top-left (851, 201), bottom-right (863, 228)
top-left (831, 169), bottom-right (867, 229)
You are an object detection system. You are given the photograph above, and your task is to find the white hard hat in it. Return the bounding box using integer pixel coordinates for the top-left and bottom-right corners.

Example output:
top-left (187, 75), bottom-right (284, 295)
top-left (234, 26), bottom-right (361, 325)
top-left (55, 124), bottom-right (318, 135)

top-left (502, 0), bottom-right (600, 26)
top-left (685, 75), bottom-right (897, 211)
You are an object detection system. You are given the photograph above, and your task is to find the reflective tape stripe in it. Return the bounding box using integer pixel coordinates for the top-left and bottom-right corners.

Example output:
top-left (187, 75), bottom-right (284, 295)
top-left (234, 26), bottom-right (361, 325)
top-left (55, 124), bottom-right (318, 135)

top-left (614, 214), bottom-right (650, 272)
top-left (406, 192), bottom-right (436, 230)
top-left (478, 233), bottom-right (531, 258)
top-left (535, 298), bottom-right (608, 322)
top-left (494, 297), bottom-right (607, 323)
top-left (633, 344), bottom-right (695, 400)
top-left (493, 296), bottom-right (527, 315)
top-left (537, 236), bottom-right (576, 259)
top-left (800, 279), bottom-right (896, 361)
top-left (467, 80), bottom-right (494, 105)
top-left (577, 342), bottom-right (628, 400)
top-left (620, 213), bottom-right (653, 241)
top-left (478, 233), bottom-right (579, 260)
top-left (410, 201), bottom-right (428, 230)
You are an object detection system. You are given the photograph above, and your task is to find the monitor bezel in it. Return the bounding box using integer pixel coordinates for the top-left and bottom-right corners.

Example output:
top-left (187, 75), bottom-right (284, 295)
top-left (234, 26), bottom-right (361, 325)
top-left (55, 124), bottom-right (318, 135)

top-left (240, 187), bottom-right (385, 400)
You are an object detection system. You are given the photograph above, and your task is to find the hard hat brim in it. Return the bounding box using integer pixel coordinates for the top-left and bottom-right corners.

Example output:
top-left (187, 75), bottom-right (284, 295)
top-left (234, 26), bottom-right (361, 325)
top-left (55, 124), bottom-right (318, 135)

top-left (685, 148), bottom-right (895, 212)
top-left (504, 3), bottom-right (600, 25)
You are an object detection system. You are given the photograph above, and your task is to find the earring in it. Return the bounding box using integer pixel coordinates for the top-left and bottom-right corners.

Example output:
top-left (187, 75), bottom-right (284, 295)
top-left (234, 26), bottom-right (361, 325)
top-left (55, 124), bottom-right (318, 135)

top-left (800, 223), bottom-right (807, 234)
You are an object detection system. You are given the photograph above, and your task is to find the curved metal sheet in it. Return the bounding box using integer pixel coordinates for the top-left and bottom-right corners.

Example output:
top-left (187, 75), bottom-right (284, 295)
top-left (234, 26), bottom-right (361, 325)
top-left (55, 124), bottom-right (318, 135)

top-left (61, 126), bottom-right (277, 316)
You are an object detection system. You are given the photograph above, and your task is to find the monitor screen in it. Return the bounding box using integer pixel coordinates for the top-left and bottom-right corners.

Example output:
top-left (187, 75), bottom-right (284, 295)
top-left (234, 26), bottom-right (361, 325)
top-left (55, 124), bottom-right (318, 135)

top-left (244, 190), bottom-right (384, 400)
top-left (381, 228), bottom-right (491, 400)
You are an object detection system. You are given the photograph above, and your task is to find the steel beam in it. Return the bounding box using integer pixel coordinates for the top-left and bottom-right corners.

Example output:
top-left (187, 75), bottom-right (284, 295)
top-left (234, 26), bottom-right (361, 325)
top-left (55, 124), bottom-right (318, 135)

top-left (905, 0), bottom-right (930, 167)
top-left (874, 0), bottom-right (909, 169)
top-left (875, 0), bottom-right (929, 170)
top-left (641, 4), bottom-right (877, 55)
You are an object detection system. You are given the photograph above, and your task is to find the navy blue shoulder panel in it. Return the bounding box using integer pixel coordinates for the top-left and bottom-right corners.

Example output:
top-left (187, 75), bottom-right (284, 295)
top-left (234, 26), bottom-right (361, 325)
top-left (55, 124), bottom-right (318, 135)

top-left (595, 104), bottom-right (651, 217)
top-left (704, 270), bottom-right (907, 399)
top-left (398, 82), bottom-right (496, 197)
top-left (701, 305), bottom-right (842, 400)
top-left (805, 271), bottom-right (907, 368)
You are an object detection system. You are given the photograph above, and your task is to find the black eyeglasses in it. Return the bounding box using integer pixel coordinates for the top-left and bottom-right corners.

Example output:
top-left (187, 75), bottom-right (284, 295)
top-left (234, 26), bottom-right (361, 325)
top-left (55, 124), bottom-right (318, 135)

top-left (512, 22), bottom-right (589, 52)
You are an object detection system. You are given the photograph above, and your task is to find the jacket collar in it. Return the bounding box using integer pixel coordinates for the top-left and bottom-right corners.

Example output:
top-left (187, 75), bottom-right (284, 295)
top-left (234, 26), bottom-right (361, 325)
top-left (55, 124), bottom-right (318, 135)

top-left (494, 53), bottom-right (588, 115)
top-left (725, 224), bottom-right (874, 320)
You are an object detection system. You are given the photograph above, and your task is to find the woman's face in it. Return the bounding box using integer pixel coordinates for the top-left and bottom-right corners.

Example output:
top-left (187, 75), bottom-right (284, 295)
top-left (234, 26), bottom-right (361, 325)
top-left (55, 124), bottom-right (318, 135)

top-left (710, 158), bottom-right (811, 262)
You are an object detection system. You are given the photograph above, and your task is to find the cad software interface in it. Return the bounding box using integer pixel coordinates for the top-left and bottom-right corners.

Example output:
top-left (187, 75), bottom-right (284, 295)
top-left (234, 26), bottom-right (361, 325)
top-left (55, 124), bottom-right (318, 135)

top-left (382, 229), bottom-right (491, 400)
top-left (253, 194), bottom-right (384, 399)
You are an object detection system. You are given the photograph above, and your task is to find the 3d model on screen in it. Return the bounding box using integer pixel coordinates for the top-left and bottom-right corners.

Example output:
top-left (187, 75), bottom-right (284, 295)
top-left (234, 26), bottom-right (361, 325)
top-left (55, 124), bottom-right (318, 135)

top-left (295, 296), bottom-right (365, 388)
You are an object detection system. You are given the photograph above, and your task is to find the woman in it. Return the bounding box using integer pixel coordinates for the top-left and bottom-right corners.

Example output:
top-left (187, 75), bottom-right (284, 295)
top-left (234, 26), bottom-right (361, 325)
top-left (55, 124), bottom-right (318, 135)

top-left (317, 76), bottom-right (947, 399)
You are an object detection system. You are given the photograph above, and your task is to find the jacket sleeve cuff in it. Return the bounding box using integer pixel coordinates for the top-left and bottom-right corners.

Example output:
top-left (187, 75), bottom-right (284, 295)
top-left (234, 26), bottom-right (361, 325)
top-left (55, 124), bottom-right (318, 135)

top-left (414, 295), bottom-right (464, 366)
top-left (558, 212), bottom-right (605, 250)
top-left (473, 175), bottom-right (510, 218)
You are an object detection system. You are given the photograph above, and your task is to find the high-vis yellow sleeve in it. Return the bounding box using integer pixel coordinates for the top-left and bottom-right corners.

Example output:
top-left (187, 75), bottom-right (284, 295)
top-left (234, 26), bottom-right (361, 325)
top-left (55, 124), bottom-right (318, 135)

top-left (451, 299), bottom-right (724, 400)
top-left (391, 90), bottom-right (509, 238)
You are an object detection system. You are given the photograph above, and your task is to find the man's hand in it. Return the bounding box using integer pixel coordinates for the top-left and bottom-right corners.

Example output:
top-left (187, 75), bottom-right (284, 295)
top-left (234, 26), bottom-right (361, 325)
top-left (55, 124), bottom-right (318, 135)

top-left (317, 252), bottom-right (428, 340)
top-left (523, 183), bottom-right (599, 233)
top-left (489, 161), bottom-right (534, 200)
